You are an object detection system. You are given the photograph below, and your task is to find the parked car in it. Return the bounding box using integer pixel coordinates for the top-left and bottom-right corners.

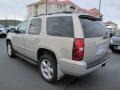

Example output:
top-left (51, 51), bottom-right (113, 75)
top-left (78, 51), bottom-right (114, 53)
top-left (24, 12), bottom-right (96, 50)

top-left (6, 12), bottom-right (111, 83)
top-left (7, 27), bottom-right (17, 33)
top-left (0, 25), bottom-right (6, 38)
top-left (110, 30), bottom-right (120, 51)
top-left (6, 26), bottom-right (16, 33)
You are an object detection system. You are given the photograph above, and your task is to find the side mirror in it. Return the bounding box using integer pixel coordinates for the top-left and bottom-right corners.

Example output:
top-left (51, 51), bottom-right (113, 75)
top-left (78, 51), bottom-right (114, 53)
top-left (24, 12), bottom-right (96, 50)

top-left (9, 28), bottom-right (17, 33)
top-left (6, 29), bottom-right (10, 33)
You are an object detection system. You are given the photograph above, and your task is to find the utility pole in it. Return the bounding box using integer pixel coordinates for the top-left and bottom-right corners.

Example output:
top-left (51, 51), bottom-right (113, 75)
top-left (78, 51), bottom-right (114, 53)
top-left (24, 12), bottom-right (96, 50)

top-left (56, 0), bottom-right (58, 13)
top-left (46, 0), bottom-right (48, 14)
top-left (99, 0), bottom-right (101, 14)
top-left (15, 16), bottom-right (16, 26)
top-left (5, 16), bottom-right (8, 27)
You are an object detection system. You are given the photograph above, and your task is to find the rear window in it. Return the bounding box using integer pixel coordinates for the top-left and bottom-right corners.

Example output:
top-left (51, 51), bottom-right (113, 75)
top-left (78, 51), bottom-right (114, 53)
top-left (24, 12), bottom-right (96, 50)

top-left (80, 18), bottom-right (108, 38)
top-left (47, 16), bottom-right (74, 38)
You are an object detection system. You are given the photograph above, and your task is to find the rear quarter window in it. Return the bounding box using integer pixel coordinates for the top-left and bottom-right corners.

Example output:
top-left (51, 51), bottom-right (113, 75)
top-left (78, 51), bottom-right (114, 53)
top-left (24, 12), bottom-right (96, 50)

top-left (47, 16), bottom-right (74, 38)
top-left (80, 19), bottom-right (108, 38)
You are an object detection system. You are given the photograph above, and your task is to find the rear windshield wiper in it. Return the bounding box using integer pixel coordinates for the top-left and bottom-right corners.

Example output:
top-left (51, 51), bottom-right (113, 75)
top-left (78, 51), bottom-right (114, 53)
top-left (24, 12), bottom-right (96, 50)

top-left (79, 15), bottom-right (102, 21)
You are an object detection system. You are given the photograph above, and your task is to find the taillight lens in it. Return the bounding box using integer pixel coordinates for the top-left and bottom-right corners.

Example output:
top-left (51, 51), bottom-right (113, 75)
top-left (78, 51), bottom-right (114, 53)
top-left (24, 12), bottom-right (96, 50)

top-left (72, 38), bottom-right (84, 61)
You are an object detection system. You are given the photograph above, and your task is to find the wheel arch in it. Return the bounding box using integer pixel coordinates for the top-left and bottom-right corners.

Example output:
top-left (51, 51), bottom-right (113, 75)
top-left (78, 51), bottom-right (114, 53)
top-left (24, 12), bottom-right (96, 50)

top-left (37, 48), bottom-right (64, 80)
top-left (6, 39), bottom-right (11, 44)
top-left (37, 48), bottom-right (58, 64)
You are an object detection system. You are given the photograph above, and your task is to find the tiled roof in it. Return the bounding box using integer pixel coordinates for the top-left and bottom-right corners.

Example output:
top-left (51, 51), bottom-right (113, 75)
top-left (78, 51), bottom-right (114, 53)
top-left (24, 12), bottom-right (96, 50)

top-left (88, 8), bottom-right (102, 17)
top-left (105, 21), bottom-right (117, 25)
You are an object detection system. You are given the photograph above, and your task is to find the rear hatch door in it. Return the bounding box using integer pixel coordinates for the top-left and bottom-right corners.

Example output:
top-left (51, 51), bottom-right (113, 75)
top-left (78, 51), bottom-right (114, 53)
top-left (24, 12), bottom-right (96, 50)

top-left (80, 15), bottom-right (109, 68)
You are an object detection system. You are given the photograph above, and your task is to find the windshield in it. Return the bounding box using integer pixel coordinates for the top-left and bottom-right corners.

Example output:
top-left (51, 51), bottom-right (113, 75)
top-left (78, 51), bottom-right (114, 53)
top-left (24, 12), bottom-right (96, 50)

top-left (80, 18), bottom-right (108, 38)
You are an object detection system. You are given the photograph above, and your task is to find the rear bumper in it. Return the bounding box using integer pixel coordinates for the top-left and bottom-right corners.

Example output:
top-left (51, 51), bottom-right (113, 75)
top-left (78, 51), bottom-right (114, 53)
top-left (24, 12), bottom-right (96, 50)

top-left (59, 49), bottom-right (112, 77)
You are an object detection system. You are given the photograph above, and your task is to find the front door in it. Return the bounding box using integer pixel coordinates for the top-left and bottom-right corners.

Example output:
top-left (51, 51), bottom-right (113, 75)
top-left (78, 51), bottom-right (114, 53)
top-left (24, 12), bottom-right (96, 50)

top-left (13, 21), bottom-right (29, 55)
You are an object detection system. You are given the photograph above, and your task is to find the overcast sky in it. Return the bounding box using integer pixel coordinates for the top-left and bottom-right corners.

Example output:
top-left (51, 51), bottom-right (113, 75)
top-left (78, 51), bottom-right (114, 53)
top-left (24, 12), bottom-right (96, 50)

top-left (0, 0), bottom-right (120, 27)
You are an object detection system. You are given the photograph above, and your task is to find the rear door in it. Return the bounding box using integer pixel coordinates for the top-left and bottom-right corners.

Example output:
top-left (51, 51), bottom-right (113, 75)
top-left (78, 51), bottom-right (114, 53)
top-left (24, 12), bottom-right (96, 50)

top-left (46, 16), bottom-right (74, 60)
top-left (80, 16), bottom-right (109, 68)
top-left (24, 18), bottom-right (42, 61)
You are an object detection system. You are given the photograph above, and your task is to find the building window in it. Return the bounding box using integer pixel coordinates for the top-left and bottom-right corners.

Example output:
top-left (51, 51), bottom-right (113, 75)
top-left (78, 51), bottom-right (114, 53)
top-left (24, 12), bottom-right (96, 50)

top-left (60, 4), bottom-right (62, 9)
top-left (64, 4), bottom-right (66, 8)
top-left (35, 5), bottom-right (38, 16)
top-left (29, 7), bottom-right (32, 18)
top-left (70, 6), bottom-right (75, 12)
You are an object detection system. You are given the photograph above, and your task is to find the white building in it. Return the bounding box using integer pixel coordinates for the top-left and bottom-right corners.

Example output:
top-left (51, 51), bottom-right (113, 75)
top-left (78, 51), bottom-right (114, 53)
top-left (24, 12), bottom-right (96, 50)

top-left (27, 0), bottom-right (88, 19)
top-left (105, 21), bottom-right (118, 35)
top-left (27, 0), bottom-right (102, 19)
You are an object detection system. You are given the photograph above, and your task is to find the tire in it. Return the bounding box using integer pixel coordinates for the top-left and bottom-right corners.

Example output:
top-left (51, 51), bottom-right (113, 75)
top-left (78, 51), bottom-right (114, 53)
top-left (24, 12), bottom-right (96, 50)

top-left (0, 34), bottom-right (4, 38)
top-left (38, 54), bottom-right (57, 83)
top-left (7, 41), bottom-right (15, 57)
top-left (0, 34), bottom-right (6, 38)
top-left (110, 46), bottom-right (115, 51)
top-left (4, 34), bottom-right (6, 38)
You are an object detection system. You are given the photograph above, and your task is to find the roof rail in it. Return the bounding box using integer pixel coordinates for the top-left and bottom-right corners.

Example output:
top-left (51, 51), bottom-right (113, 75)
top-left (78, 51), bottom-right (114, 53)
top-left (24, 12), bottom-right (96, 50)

top-left (34, 11), bottom-right (78, 17)
top-left (34, 14), bottom-right (47, 17)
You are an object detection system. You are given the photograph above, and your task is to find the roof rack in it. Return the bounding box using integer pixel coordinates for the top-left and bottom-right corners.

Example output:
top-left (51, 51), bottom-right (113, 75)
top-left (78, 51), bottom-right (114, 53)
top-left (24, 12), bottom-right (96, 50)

top-left (34, 11), bottom-right (78, 17)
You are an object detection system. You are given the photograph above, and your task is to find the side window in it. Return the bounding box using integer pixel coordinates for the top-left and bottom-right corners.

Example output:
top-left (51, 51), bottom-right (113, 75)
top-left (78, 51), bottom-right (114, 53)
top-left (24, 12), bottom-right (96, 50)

top-left (47, 16), bottom-right (74, 38)
top-left (17, 21), bottom-right (28, 34)
top-left (28, 18), bottom-right (42, 35)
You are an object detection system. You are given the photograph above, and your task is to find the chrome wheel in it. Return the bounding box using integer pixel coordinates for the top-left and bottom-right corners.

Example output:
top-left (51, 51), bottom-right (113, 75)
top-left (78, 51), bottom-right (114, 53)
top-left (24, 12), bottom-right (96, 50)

top-left (7, 44), bottom-right (12, 56)
top-left (41, 59), bottom-right (54, 80)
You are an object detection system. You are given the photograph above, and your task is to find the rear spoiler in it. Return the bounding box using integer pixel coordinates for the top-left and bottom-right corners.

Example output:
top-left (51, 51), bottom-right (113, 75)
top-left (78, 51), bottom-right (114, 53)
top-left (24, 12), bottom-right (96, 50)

top-left (79, 15), bottom-right (102, 21)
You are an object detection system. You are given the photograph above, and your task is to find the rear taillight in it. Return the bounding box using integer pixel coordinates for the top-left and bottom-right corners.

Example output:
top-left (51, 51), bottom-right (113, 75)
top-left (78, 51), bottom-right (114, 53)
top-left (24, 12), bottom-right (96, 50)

top-left (72, 38), bottom-right (84, 61)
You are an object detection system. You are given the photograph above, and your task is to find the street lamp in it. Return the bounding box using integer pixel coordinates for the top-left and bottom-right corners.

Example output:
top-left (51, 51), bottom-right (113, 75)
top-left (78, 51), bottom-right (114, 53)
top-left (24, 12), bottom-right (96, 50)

top-left (99, 0), bottom-right (101, 14)
top-left (46, 0), bottom-right (48, 14)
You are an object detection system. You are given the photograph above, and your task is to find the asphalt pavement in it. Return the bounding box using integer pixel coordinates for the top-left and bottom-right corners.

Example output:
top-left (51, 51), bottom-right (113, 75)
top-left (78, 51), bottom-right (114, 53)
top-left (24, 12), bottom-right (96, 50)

top-left (0, 38), bottom-right (120, 90)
